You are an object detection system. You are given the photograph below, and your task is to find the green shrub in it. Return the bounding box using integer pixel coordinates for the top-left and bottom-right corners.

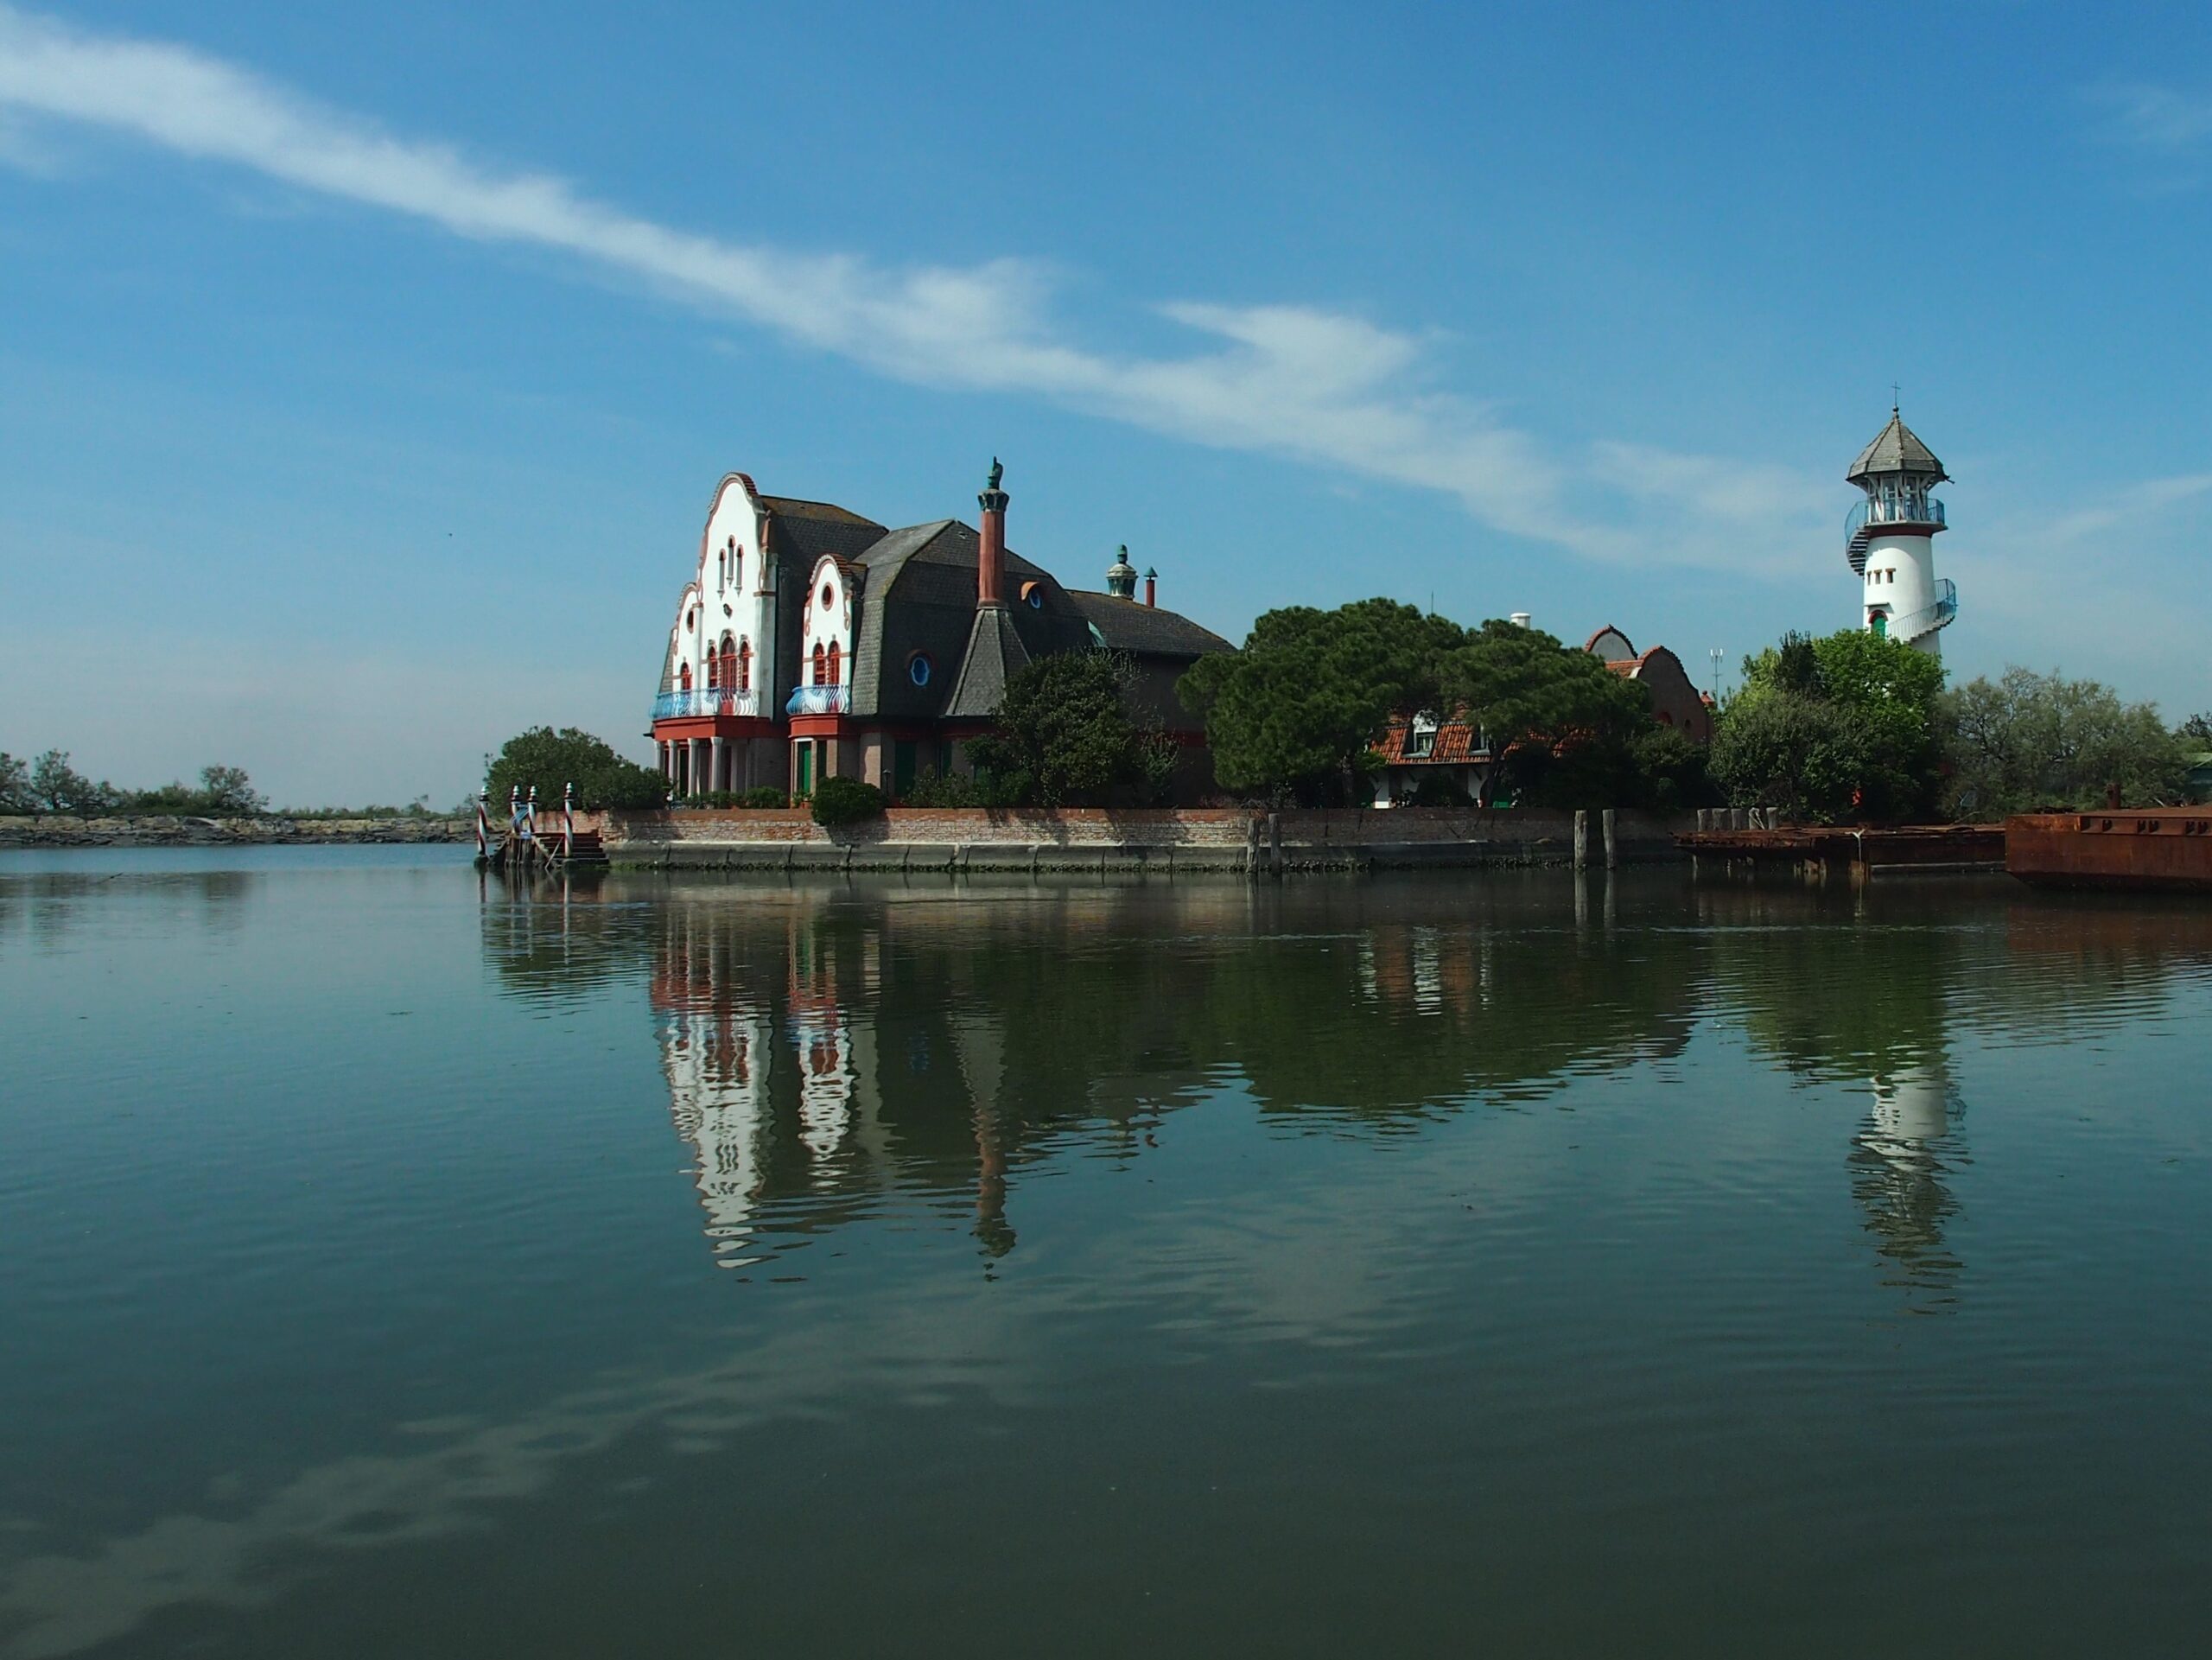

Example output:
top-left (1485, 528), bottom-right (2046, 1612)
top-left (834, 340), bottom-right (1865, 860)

top-left (677, 787), bottom-right (791, 810)
top-left (899, 768), bottom-right (979, 808)
top-left (810, 775), bottom-right (885, 827)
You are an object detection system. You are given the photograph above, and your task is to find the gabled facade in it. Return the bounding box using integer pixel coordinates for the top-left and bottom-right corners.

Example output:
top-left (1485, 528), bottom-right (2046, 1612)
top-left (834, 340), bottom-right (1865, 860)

top-left (1580, 627), bottom-right (1713, 741)
top-left (650, 465), bottom-right (1229, 801)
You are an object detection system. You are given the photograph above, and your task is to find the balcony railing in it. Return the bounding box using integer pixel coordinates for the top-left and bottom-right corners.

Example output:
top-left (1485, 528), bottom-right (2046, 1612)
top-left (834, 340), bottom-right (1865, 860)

top-left (652, 688), bottom-right (759, 721)
top-left (785, 684), bottom-right (850, 717)
top-left (1890, 578), bottom-right (1959, 644)
top-left (1846, 494), bottom-right (1946, 573)
top-left (1846, 493), bottom-right (1945, 539)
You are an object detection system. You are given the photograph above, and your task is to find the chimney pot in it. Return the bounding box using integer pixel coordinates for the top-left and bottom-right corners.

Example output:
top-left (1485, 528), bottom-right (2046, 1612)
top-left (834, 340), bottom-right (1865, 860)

top-left (976, 458), bottom-right (1008, 608)
top-left (1144, 567), bottom-right (1158, 607)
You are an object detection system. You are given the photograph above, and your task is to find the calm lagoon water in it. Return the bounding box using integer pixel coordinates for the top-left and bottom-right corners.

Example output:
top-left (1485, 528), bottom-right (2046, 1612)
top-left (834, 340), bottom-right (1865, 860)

top-left (3, 848), bottom-right (2210, 1657)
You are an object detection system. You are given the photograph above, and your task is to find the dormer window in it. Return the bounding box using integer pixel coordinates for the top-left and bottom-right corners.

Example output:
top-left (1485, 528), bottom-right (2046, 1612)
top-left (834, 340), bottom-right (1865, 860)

top-left (1408, 713), bottom-right (1439, 760)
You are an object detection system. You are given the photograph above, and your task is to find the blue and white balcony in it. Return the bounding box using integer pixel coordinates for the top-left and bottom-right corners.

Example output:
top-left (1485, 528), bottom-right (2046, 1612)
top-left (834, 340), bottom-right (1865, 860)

top-left (652, 688), bottom-right (760, 721)
top-left (785, 684), bottom-right (850, 717)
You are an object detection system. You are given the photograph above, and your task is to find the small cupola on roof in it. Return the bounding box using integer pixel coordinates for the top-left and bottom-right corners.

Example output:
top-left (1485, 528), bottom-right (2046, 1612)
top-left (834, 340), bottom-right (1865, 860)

top-left (1105, 544), bottom-right (1138, 599)
top-left (1847, 407), bottom-right (1948, 486)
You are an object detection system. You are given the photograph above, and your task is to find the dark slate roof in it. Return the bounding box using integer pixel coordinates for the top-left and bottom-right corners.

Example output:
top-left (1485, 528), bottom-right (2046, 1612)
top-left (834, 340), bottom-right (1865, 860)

top-left (759, 494), bottom-right (880, 528)
top-left (944, 606), bottom-right (1033, 719)
top-left (1065, 591), bottom-right (1234, 659)
top-left (844, 519), bottom-right (1094, 720)
top-left (1847, 410), bottom-right (1948, 483)
top-left (761, 498), bottom-right (888, 710)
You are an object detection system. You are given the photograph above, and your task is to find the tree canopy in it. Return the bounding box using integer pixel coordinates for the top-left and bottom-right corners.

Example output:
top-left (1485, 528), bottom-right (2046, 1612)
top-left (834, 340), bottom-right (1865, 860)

top-left (1710, 630), bottom-right (1944, 821)
top-left (485, 728), bottom-right (666, 812)
top-left (1440, 619), bottom-right (1657, 807)
top-left (966, 651), bottom-right (1174, 806)
top-left (1941, 668), bottom-right (2190, 815)
top-left (1179, 600), bottom-right (1467, 804)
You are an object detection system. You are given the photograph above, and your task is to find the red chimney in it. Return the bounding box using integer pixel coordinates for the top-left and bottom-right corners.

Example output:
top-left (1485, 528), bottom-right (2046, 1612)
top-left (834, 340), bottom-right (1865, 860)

top-left (976, 457), bottom-right (1007, 607)
top-left (1143, 567), bottom-right (1157, 607)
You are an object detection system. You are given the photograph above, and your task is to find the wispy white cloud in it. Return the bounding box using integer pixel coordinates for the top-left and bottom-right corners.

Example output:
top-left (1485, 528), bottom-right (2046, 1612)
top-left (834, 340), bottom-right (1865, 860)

top-left (2083, 80), bottom-right (2212, 190)
top-left (2090, 81), bottom-right (2212, 155)
top-left (0, 3), bottom-right (1818, 575)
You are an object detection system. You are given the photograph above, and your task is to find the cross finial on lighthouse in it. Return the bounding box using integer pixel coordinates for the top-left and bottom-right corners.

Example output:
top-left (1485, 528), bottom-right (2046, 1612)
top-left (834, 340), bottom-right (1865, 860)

top-left (1891, 381), bottom-right (1901, 413)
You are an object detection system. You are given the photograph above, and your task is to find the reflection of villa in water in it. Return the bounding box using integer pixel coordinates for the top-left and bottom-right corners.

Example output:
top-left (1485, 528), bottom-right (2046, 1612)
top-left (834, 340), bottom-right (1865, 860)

top-left (491, 875), bottom-right (2212, 1294)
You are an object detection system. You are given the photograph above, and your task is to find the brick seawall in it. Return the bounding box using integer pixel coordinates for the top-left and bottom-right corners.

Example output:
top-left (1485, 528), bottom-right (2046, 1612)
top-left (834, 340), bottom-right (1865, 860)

top-left (602, 806), bottom-right (1694, 873)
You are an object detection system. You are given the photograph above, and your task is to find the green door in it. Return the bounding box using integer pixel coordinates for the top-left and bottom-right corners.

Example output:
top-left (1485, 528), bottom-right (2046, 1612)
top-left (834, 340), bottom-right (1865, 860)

top-left (893, 740), bottom-right (918, 799)
top-left (1870, 611), bottom-right (1887, 638)
top-left (796, 741), bottom-right (815, 798)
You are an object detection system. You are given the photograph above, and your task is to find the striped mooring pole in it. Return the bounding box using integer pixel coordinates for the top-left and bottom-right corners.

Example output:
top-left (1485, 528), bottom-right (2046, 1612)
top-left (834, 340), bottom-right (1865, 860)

top-left (526, 785), bottom-right (537, 848)
top-left (563, 782), bottom-right (575, 861)
top-left (474, 794), bottom-right (488, 859)
top-left (509, 785), bottom-right (522, 851)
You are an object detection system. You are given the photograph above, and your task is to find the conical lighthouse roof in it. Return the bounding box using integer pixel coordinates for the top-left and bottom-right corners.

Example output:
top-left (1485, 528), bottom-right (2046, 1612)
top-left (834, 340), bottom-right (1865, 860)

top-left (1847, 410), bottom-right (1948, 484)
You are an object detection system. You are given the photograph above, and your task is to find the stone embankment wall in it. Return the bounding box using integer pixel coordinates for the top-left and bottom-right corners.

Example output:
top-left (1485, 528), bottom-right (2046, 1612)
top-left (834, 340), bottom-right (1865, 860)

top-left (0, 815), bottom-right (472, 849)
top-left (604, 806), bottom-right (1694, 873)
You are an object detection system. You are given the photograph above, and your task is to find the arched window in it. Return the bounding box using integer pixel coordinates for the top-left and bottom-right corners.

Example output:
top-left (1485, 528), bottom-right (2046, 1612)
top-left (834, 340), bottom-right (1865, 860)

top-left (827, 643), bottom-right (842, 685)
top-left (732, 546), bottom-right (742, 589)
top-left (737, 640), bottom-right (752, 691)
top-left (812, 644), bottom-right (827, 685)
top-left (718, 634), bottom-right (737, 694)
top-left (705, 650), bottom-right (719, 689)
top-left (680, 662), bottom-right (693, 691)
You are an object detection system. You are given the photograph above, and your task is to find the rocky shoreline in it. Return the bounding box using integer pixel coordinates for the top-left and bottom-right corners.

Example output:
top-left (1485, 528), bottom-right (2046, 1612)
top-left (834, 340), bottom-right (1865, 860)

top-left (0, 815), bottom-right (472, 848)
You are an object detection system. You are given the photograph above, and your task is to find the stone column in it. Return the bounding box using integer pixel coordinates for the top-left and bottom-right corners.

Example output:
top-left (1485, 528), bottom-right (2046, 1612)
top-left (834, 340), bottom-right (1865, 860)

top-left (710, 737), bottom-right (727, 795)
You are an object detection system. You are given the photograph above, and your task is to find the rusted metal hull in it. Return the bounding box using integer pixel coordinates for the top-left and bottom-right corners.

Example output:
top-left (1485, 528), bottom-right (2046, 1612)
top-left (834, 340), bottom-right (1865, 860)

top-left (2007, 811), bottom-right (2212, 892)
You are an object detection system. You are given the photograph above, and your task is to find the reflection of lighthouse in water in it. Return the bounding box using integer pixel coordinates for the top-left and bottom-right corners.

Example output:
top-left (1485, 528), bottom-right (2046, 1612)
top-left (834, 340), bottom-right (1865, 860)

top-left (1852, 1052), bottom-right (1967, 1302)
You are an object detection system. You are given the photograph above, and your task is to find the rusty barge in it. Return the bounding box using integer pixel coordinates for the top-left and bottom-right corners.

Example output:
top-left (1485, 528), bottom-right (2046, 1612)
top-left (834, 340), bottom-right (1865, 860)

top-left (2005, 810), bottom-right (2212, 893)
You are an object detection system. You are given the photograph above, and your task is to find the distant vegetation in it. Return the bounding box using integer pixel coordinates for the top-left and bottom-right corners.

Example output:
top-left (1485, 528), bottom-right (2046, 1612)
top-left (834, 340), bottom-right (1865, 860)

top-left (0, 752), bottom-right (271, 817)
top-left (1938, 667), bottom-right (2190, 817)
top-left (1707, 631), bottom-right (2197, 821)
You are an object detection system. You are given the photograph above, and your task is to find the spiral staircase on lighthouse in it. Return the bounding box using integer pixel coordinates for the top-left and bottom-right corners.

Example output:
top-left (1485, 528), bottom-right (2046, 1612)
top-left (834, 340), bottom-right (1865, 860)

top-left (1845, 408), bottom-right (1957, 652)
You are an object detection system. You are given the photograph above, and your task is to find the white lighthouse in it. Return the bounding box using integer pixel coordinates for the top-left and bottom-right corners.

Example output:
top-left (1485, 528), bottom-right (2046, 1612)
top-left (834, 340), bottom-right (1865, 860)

top-left (1846, 408), bottom-right (1956, 654)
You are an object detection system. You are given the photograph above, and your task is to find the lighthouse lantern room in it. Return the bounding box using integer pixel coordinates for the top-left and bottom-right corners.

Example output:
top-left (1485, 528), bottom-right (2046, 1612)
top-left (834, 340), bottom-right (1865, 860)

top-left (1846, 408), bottom-right (1956, 654)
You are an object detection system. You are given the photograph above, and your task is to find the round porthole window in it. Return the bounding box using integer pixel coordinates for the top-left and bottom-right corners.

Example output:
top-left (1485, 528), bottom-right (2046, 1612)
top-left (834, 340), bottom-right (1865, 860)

top-left (1027, 587), bottom-right (1045, 609)
top-left (908, 653), bottom-right (933, 688)
top-left (821, 583), bottom-right (835, 610)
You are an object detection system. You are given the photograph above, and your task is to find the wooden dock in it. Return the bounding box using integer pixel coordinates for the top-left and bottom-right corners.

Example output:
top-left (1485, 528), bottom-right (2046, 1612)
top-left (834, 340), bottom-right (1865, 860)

top-left (1677, 822), bottom-right (2005, 876)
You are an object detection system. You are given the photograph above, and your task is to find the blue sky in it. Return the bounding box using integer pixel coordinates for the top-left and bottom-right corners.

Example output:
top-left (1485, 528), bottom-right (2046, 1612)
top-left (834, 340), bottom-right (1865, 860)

top-left (2, 1), bottom-right (2208, 805)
